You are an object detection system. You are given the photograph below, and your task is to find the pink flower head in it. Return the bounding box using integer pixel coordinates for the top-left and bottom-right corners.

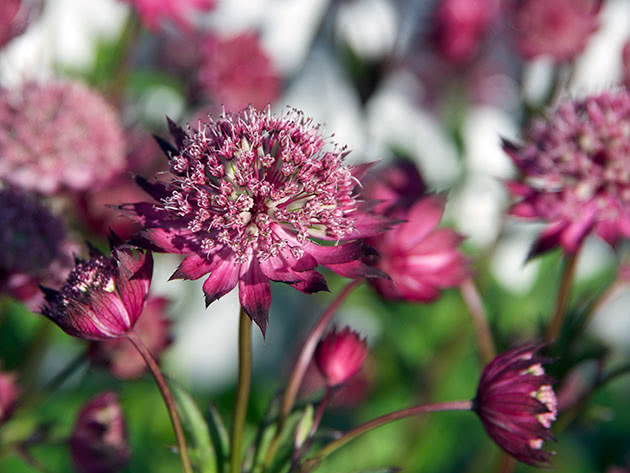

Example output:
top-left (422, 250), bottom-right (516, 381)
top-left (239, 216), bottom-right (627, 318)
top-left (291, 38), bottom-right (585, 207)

top-left (198, 32), bottom-right (280, 113)
top-left (89, 296), bottom-right (172, 379)
top-left (41, 245), bottom-right (153, 341)
top-left (504, 91), bottom-right (630, 257)
top-left (474, 343), bottom-right (557, 466)
top-left (0, 80), bottom-right (125, 195)
top-left (431, 0), bottom-right (499, 63)
top-left (622, 40), bottom-right (630, 89)
top-left (0, 0), bottom-right (37, 49)
top-left (315, 327), bottom-right (368, 387)
top-left (126, 108), bottom-right (390, 335)
top-left (121, 0), bottom-right (215, 30)
top-left (363, 162), bottom-right (468, 302)
top-left (0, 371), bottom-right (20, 424)
top-left (511, 0), bottom-right (601, 62)
top-left (70, 392), bottom-right (130, 473)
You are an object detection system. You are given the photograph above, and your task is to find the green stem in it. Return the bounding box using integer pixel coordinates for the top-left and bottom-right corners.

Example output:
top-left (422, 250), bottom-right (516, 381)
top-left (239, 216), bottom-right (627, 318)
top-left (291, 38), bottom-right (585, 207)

top-left (299, 400), bottom-right (473, 472)
top-left (545, 250), bottom-right (580, 342)
top-left (127, 331), bottom-right (193, 473)
top-left (264, 280), bottom-right (361, 469)
top-left (231, 309), bottom-right (253, 473)
top-left (460, 278), bottom-right (496, 364)
top-left (106, 11), bottom-right (142, 109)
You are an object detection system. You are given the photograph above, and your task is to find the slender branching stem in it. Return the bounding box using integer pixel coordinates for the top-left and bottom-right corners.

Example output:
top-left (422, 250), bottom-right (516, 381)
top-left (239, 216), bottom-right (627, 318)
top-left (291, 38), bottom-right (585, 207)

top-left (460, 278), bottom-right (496, 364)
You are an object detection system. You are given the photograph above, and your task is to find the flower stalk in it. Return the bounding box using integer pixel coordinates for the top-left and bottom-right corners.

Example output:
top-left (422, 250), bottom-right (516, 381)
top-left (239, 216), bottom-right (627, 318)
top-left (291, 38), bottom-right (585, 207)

top-left (231, 309), bottom-right (253, 473)
top-left (126, 330), bottom-right (193, 473)
top-left (460, 277), bottom-right (496, 363)
top-left (546, 249), bottom-right (580, 342)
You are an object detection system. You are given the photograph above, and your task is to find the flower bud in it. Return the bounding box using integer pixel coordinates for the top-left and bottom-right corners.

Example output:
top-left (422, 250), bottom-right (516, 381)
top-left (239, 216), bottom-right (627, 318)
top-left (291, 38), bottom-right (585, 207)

top-left (315, 327), bottom-right (368, 387)
top-left (70, 392), bottom-right (130, 473)
top-left (474, 343), bottom-right (557, 466)
top-left (0, 371), bottom-right (19, 424)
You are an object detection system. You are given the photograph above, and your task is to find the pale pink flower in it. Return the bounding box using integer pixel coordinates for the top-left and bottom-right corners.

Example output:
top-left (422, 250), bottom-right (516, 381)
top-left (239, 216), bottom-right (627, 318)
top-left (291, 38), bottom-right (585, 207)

top-left (315, 327), bottom-right (368, 387)
top-left (126, 108), bottom-right (390, 334)
top-left (504, 91), bottom-right (630, 256)
top-left (121, 0), bottom-right (214, 30)
top-left (0, 81), bottom-right (125, 194)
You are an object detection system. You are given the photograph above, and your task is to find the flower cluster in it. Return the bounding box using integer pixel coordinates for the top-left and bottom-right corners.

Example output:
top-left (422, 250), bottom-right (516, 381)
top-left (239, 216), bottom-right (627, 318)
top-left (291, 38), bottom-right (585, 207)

top-left (127, 108), bottom-right (388, 334)
top-left (505, 90), bottom-right (630, 256)
top-left (0, 80), bottom-right (125, 194)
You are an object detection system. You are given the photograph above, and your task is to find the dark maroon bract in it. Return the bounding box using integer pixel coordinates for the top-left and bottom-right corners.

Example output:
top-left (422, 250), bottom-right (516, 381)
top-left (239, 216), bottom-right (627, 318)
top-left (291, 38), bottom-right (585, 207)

top-left (473, 343), bottom-right (557, 466)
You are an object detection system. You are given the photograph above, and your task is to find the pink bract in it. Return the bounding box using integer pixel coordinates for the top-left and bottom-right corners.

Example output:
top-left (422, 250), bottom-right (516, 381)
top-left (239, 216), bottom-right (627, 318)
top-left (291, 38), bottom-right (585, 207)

top-left (315, 327), bottom-right (368, 387)
top-left (474, 343), bottom-right (557, 466)
top-left (121, 0), bottom-right (214, 30)
top-left (126, 108), bottom-right (390, 335)
top-left (504, 90), bottom-right (630, 256)
top-left (0, 371), bottom-right (19, 425)
top-left (0, 81), bottom-right (125, 194)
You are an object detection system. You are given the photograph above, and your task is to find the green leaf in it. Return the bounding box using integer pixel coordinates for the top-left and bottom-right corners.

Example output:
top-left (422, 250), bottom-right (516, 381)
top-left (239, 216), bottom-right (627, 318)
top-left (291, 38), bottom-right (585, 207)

top-left (294, 404), bottom-right (314, 449)
top-left (206, 403), bottom-right (230, 473)
top-left (170, 382), bottom-right (217, 473)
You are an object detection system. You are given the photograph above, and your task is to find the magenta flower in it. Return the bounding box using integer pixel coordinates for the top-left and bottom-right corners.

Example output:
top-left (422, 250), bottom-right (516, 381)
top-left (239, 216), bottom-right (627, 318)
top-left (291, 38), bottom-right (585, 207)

top-left (126, 108), bottom-right (389, 334)
top-left (315, 327), bottom-right (368, 387)
top-left (474, 343), bottom-right (557, 466)
top-left (0, 80), bottom-right (125, 195)
top-left (504, 91), bottom-right (630, 256)
top-left (120, 0), bottom-right (215, 30)
top-left (511, 0), bottom-right (601, 62)
top-left (41, 245), bottom-right (153, 340)
top-left (363, 162), bottom-right (468, 302)
top-left (90, 296), bottom-right (172, 379)
top-left (0, 371), bottom-right (19, 425)
top-left (198, 32), bottom-right (280, 113)
top-left (70, 392), bottom-right (130, 473)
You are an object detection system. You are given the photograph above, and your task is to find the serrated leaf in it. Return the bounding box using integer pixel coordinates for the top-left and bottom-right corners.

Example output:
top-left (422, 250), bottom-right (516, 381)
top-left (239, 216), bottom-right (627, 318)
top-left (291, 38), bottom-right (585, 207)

top-left (207, 403), bottom-right (230, 473)
top-left (294, 404), bottom-right (314, 449)
top-left (170, 382), bottom-right (217, 473)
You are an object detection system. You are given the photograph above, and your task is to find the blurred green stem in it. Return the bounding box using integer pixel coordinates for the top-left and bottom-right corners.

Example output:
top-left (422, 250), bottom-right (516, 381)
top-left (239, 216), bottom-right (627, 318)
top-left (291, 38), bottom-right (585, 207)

top-left (127, 330), bottom-right (193, 473)
top-left (460, 277), bottom-right (496, 364)
top-left (107, 11), bottom-right (141, 109)
top-left (291, 387), bottom-right (332, 470)
top-left (545, 250), bottom-right (581, 342)
top-left (298, 400), bottom-right (473, 473)
top-left (231, 309), bottom-right (252, 473)
top-left (263, 280), bottom-right (361, 470)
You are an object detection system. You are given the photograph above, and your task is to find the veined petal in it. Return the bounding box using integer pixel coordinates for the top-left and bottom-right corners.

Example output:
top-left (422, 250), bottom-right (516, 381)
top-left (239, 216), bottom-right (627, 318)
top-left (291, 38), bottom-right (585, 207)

top-left (202, 254), bottom-right (241, 307)
top-left (239, 260), bottom-right (271, 336)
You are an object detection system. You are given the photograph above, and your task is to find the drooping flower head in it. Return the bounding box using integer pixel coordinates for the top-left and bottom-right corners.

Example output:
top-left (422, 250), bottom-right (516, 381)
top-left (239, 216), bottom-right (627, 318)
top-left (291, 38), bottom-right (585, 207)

top-left (41, 245), bottom-right (153, 340)
top-left (363, 162), bottom-right (469, 302)
top-left (120, 0), bottom-right (215, 30)
top-left (474, 343), bottom-right (557, 466)
top-left (198, 32), bottom-right (281, 113)
top-left (0, 371), bottom-right (20, 425)
top-left (127, 108), bottom-right (389, 334)
top-left (0, 187), bottom-right (76, 310)
top-left (504, 90), bottom-right (630, 256)
top-left (0, 80), bottom-right (125, 194)
top-left (315, 327), bottom-right (368, 387)
top-left (89, 296), bottom-right (172, 379)
top-left (510, 0), bottom-right (601, 62)
top-left (70, 392), bottom-right (130, 473)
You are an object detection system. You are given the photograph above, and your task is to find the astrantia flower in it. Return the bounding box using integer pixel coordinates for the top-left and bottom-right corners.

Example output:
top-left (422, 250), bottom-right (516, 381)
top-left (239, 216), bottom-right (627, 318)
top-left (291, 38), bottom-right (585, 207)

top-left (511, 0), bottom-right (601, 62)
top-left (474, 343), bottom-right (557, 466)
top-left (41, 245), bottom-right (153, 340)
top-left (0, 187), bottom-right (75, 310)
top-left (0, 80), bottom-right (125, 194)
top-left (315, 327), bottom-right (368, 387)
top-left (70, 392), bottom-right (130, 473)
top-left (121, 0), bottom-right (214, 30)
top-left (504, 91), bottom-right (630, 256)
top-left (90, 296), bottom-right (172, 379)
top-left (364, 162), bottom-right (468, 302)
top-left (0, 371), bottom-right (19, 424)
top-left (127, 108), bottom-right (389, 334)
top-left (198, 32), bottom-right (280, 113)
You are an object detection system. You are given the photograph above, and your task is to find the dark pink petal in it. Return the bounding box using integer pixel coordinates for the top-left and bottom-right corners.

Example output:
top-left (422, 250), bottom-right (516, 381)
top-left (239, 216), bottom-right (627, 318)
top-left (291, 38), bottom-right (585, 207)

top-left (289, 270), bottom-right (329, 293)
top-left (171, 253), bottom-right (216, 280)
top-left (238, 260), bottom-right (271, 336)
top-left (202, 254), bottom-right (241, 307)
top-left (527, 222), bottom-right (568, 260)
top-left (114, 249), bottom-right (153, 327)
top-left (396, 197), bottom-right (445, 249)
top-left (325, 260), bottom-right (389, 280)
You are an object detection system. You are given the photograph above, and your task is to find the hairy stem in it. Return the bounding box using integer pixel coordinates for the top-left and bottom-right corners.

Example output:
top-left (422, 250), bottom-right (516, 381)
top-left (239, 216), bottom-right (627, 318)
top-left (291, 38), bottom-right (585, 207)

top-left (231, 309), bottom-right (253, 473)
top-left (460, 278), bottom-right (496, 364)
top-left (127, 330), bottom-right (193, 473)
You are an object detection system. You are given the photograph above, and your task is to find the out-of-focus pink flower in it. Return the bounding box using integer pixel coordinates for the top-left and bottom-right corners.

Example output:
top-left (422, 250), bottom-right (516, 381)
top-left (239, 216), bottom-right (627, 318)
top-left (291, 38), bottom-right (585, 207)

top-left (41, 246), bottom-right (153, 341)
top-left (474, 343), bottom-right (557, 466)
top-left (363, 162), bottom-right (468, 302)
top-left (431, 0), bottom-right (499, 63)
top-left (0, 0), bottom-right (37, 49)
top-left (125, 109), bottom-right (390, 335)
top-left (622, 40), bottom-right (630, 89)
top-left (89, 296), bottom-right (172, 379)
top-left (0, 81), bottom-right (125, 195)
top-left (198, 32), bottom-right (280, 112)
top-left (121, 0), bottom-right (214, 30)
top-left (511, 0), bottom-right (601, 62)
top-left (0, 187), bottom-right (76, 310)
top-left (70, 392), bottom-right (130, 473)
top-left (504, 91), bottom-right (630, 256)
top-left (315, 327), bottom-right (368, 387)
top-left (0, 371), bottom-right (19, 424)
